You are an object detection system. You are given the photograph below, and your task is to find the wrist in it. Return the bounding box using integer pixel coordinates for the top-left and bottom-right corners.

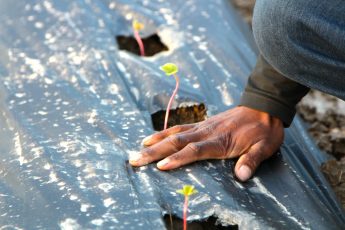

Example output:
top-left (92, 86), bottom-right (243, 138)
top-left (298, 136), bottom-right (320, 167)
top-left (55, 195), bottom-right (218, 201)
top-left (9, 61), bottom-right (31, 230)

top-left (238, 105), bottom-right (284, 128)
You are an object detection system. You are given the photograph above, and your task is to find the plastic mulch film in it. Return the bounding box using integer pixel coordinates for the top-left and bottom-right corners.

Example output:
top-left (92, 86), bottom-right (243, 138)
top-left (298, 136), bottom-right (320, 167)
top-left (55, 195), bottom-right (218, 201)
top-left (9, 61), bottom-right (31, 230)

top-left (0, 0), bottom-right (344, 229)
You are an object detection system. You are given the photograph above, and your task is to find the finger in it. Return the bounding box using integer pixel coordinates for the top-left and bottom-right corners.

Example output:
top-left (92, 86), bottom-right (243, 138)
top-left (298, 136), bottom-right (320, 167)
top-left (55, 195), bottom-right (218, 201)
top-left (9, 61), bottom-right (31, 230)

top-left (142, 124), bottom-right (195, 146)
top-left (156, 141), bottom-right (224, 170)
top-left (130, 131), bottom-right (202, 167)
top-left (234, 141), bottom-right (274, 182)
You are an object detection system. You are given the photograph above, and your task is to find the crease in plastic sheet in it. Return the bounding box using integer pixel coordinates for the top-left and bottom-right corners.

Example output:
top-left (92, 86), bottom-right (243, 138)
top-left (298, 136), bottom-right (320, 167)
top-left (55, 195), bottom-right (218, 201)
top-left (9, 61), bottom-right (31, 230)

top-left (0, 0), bottom-right (344, 229)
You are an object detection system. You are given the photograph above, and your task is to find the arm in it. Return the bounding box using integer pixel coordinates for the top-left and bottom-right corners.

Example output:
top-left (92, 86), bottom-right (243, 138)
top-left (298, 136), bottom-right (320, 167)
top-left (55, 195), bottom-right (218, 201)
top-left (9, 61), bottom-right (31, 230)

top-left (241, 55), bottom-right (310, 127)
top-left (130, 55), bottom-right (309, 181)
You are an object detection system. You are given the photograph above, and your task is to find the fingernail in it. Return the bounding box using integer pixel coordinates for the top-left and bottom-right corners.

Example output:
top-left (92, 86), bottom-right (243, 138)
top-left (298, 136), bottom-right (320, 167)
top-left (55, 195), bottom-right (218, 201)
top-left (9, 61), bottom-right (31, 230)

top-left (129, 153), bottom-right (142, 163)
top-left (142, 135), bottom-right (152, 145)
top-left (237, 165), bottom-right (252, 181)
top-left (157, 158), bottom-right (170, 168)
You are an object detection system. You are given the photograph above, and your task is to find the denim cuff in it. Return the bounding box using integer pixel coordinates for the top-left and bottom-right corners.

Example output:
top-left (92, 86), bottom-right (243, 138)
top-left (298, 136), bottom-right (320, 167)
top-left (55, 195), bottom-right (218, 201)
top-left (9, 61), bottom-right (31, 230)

top-left (240, 92), bottom-right (295, 127)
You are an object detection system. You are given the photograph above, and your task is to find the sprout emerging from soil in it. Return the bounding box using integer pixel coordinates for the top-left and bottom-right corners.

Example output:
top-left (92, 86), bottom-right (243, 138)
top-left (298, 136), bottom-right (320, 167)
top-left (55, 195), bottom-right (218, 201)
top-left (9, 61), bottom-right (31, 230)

top-left (160, 63), bottom-right (180, 130)
top-left (132, 20), bottom-right (145, 56)
top-left (176, 185), bottom-right (198, 230)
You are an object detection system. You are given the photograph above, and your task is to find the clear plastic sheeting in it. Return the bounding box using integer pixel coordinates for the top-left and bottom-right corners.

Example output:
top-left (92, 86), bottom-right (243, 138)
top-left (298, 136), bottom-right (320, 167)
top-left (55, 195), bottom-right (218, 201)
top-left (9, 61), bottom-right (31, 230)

top-left (0, 0), bottom-right (344, 229)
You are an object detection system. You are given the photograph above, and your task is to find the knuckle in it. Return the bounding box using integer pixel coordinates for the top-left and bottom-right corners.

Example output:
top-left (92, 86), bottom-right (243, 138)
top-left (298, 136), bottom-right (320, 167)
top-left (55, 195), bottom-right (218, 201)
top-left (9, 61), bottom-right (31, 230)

top-left (172, 125), bottom-right (183, 132)
top-left (189, 126), bottom-right (199, 133)
top-left (246, 148), bottom-right (266, 167)
top-left (246, 156), bottom-right (259, 169)
top-left (167, 134), bottom-right (183, 148)
top-left (169, 124), bottom-right (186, 134)
top-left (186, 143), bottom-right (201, 154)
top-left (142, 147), bottom-right (155, 156)
top-left (153, 132), bottom-right (165, 140)
top-left (200, 123), bottom-right (215, 135)
top-left (169, 154), bottom-right (181, 162)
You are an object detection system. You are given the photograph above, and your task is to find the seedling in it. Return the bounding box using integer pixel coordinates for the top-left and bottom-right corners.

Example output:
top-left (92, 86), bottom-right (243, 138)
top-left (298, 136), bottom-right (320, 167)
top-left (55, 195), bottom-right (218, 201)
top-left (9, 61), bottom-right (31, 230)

top-left (176, 185), bottom-right (198, 230)
top-left (160, 63), bottom-right (180, 130)
top-left (132, 19), bottom-right (145, 56)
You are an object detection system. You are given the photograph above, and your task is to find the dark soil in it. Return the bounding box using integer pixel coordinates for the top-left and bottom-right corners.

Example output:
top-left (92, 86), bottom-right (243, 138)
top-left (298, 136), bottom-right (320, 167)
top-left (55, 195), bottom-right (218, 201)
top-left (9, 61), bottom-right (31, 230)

top-left (298, 91), bottom-right (345, 209)
top-left (116, 34), bottom-right (168, 56)
top-left (297, 102), bottom-right (345, 160)
top-left (230, 0), bottom-right (345, 209)
top-left (164, 215), bottom-right (238, 230)
top-left (321, 159), bottom-right (345, 205)
top-left (151, 103), bottom-right (207, 131)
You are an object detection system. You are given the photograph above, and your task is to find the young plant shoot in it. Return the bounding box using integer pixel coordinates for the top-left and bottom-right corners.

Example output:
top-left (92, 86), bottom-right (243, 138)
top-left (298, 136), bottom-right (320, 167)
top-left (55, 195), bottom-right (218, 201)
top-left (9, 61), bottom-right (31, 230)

top-left (132, 19), bottom-right (145, 56)
top-left (176, 185), bottom-right (198, 230)
top-left (160, 63), bottom-right (180, 130)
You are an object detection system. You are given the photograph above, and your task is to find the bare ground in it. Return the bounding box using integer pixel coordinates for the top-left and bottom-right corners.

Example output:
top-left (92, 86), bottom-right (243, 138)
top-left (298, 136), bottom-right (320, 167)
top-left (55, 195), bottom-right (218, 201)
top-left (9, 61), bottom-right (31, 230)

top-left (230, 0), bottom-right (345, 209)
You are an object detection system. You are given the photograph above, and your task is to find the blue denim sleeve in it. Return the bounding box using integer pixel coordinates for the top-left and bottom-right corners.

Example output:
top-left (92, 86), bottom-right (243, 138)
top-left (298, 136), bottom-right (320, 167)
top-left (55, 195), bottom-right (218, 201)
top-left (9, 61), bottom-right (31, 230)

top-left (252, 0), bottom-right (345, 102)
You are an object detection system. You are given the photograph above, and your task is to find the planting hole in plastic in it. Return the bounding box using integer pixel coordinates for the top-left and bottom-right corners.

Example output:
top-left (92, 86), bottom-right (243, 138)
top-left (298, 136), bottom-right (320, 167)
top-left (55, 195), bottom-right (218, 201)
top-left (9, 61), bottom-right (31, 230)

top-left (151, 103), bottom-right (207, 131)
top-left (116, 34), bottom-right (169, 56)
top-left (164, 215), bottom-right (238, 230)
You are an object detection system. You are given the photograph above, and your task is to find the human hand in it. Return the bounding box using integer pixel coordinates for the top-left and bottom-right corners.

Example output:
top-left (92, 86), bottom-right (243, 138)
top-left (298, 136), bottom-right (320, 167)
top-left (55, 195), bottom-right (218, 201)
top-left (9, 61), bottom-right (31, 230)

top-left (130, 106), bottom-right (284, 181)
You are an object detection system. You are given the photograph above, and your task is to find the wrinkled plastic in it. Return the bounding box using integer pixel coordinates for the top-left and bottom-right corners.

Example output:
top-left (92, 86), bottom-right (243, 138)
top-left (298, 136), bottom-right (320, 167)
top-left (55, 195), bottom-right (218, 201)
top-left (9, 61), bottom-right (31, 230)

top-left (0, 0), bottom-right (344, 229)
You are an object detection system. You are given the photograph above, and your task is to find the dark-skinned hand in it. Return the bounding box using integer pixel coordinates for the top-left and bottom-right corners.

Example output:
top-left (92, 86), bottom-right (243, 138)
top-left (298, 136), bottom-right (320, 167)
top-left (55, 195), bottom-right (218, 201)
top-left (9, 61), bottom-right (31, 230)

top-left (129, 106), bottom-right (284, 181)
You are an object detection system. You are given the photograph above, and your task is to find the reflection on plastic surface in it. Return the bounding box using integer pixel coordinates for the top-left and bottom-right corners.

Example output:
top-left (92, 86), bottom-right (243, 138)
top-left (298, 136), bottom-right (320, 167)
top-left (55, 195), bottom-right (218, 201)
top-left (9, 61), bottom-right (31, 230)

top-left (0, 0), bottom-right (344, 229)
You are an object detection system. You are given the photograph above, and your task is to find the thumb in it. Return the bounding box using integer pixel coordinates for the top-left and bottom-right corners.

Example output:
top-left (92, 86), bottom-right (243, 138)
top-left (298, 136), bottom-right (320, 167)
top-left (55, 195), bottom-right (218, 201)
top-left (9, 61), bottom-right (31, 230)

top-left (234, 142), bottom-right (271, 182)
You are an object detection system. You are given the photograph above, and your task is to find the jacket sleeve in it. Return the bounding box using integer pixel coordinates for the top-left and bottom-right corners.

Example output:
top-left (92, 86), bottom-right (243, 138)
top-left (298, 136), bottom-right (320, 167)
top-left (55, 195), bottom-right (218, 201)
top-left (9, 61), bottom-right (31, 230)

top-left (240, 55), bottom-right (310, 127)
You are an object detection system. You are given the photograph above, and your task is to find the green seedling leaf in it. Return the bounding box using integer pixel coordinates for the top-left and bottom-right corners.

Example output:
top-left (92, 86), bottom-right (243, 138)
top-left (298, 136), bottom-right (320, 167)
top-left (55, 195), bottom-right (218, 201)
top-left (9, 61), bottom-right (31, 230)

top-left (160, 63), bottom-right (179, 76)
top-left (176, 185), bottom-right (198, 197)
top-left (132, 19), bottom-right (144, 31)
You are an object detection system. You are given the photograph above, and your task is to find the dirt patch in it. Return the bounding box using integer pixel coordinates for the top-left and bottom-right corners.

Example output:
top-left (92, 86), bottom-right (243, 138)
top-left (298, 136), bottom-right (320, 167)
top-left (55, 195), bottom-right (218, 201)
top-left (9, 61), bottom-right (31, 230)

top-left (151, 103), bottom-right (207, 131)
top-left (164, 215), bottom-right (238, 230)
top-left (321, 159), bottom-right (345, 205)
top-left (116, 34), bottom-right (168, 57)
top-left (298, 91), bottom-right (345, 208)
top-left (298, 96), bottom-right (345, 160)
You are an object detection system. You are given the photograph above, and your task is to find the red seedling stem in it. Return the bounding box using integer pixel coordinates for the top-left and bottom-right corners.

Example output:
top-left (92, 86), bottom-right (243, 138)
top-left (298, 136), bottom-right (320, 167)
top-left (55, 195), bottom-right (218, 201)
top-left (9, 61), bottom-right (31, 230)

top-left (164, 73), bottom-right (180, 130)
top-left (183, 195), bottom-right (189, 230)
top-left (176, 184), bottom-right (197, 230)
top-left (134, 30), bottom-right (145, 56)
